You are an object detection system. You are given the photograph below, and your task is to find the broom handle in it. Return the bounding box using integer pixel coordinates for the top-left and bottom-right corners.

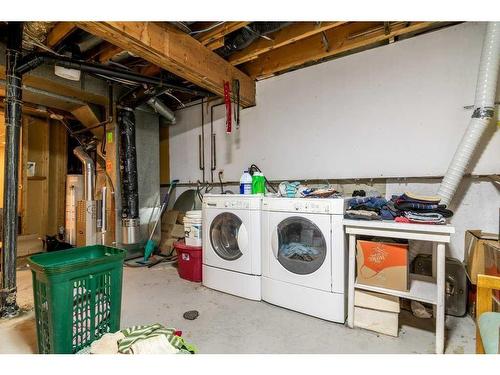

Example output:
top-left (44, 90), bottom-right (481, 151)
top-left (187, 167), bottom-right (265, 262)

top-left (148, 180), bottom-right (178, 241)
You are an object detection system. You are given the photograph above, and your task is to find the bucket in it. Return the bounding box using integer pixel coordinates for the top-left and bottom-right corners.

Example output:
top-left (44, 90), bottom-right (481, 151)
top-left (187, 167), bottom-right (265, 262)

top-left (174, 240), bottom-right (202, 282)
top-left (184, 210), bottom-right (202, 247)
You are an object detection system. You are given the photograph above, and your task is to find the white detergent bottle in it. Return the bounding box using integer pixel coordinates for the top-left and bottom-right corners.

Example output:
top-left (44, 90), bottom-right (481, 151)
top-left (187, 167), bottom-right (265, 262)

top-left (240, 170), bottom-right (252, 195)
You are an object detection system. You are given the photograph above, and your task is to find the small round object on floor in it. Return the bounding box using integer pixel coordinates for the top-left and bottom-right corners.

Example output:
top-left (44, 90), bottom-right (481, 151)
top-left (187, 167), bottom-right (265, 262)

top-left (183, 310), bottom-right (199, 320)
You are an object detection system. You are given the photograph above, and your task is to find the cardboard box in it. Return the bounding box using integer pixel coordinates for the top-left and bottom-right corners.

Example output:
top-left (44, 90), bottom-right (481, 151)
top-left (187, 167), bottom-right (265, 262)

top-left (355, 290), bottom-right (400, 313)
top-left (159, 238), bottom-right (177, 254)
top-left (354, 306), bottom-right (399, 337)
top-left (465, 230), bottom-right (499, 285)
top-left (356, 240), bottom-right (409, 292)
top-left (161, 223), bottom-right (185, 239)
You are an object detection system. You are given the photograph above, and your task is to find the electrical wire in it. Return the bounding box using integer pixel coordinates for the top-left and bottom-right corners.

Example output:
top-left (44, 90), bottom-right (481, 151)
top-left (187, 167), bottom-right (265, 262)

top-left (189, 22), bottom-right (225, 35)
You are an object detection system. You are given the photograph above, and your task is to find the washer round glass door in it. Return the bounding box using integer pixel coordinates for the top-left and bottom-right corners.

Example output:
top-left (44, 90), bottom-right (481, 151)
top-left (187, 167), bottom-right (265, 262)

top-left (210, 212), bottom-right (243, 261)
top-left (276, 216), bottom-right (327, 275)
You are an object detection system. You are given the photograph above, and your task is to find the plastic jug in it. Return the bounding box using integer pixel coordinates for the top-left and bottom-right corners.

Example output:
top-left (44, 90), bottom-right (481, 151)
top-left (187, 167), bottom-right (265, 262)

top-left (240, 170), bottom-right (252, 195)
top-left (252, 172), bottom-right (266, 195)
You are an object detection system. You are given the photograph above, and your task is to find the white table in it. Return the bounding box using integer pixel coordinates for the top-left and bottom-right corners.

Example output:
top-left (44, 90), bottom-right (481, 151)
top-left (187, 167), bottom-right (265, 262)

top-left (343, 219), bottom-right (455, 354)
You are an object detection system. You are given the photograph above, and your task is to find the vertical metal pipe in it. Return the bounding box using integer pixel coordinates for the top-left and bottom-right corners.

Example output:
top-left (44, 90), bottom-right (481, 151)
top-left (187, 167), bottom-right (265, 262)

top-left (1, 22), bottom-right (23, 318)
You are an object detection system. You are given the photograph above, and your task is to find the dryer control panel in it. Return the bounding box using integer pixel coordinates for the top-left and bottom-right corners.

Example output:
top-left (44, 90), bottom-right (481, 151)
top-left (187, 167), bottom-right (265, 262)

top-left (262, 197), bottom-right (345, 215)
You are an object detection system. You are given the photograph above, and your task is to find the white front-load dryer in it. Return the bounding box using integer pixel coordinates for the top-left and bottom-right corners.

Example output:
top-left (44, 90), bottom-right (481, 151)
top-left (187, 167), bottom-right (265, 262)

top-left (261, 197), bottom-right (346, 322)
top-left (202, 194), bottom-right (262, 300)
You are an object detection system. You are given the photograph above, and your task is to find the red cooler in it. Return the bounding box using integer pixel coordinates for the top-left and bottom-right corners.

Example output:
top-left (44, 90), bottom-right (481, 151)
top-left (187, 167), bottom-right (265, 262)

top-left (174, 240), bottom-right (202, 282)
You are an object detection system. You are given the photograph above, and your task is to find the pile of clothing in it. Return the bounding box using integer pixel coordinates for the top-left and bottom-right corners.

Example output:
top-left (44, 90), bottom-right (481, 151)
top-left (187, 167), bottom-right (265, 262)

top-left (392, 192), bottom-right (453, 225)
top-left (280, 242), bottom-right (320, 262)
top-left (344, 191), bottom-right (453, 225)
top-left (79, 323), bottom-right (197, 354)
top-left (345, 191), bottom-right (397, 221)
top-left (278, 181), bottom-right (341, 198)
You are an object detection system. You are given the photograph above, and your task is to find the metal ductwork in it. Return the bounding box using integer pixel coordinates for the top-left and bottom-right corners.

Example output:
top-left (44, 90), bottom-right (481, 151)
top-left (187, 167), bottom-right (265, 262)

top-left (437, 22), bottom-right (500, 206)
top-left (72, 146), bottom-right (97, 246)
top-left (73, 146), bottom-right (96, 201)
top-left (218, 22), bottom-right (291, 57)
top-left (118, 107), bottom-right (140, 245)
top-left (147, 97), bottom-right (176, 124)
top-left (1, 22), bottom-right (23, 318)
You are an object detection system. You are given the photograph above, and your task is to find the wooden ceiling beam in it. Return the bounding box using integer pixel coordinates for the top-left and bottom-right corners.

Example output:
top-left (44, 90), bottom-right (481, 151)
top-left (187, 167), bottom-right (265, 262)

top-left (228, 21), bottom-right (347, 66)
top-left (76, 22), bottom-right (256, 106)
top-left (97, 44), bottom-right (123, 63)
top-left (205, 37), bottom-right (225, 51)
top-left (241, 22), bottom-right (436, 79)
top-left (196, 22), bottom-right (250, 46)
top-left (46, 22), bottom-right (77, 48)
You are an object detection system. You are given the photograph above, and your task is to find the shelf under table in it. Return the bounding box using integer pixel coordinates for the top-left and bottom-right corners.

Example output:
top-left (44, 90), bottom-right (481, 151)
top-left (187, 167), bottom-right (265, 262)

top-left (355, 273), bottom-right (437, 305)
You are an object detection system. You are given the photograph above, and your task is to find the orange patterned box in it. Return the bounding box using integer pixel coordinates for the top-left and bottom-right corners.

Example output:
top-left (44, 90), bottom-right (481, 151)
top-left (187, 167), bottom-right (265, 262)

top-left (356, 240), bottom-right (409, 292)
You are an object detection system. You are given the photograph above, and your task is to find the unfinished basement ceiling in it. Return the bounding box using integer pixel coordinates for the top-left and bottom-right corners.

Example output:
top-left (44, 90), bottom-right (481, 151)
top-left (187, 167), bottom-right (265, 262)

top-left (2, 21), bottom-right (458, 111)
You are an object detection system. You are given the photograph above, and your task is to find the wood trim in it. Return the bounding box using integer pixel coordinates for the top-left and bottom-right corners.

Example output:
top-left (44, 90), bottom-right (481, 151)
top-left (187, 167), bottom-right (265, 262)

top-left (197, 22), bottom-right (250, 46)
top-left (76, 22), bottom-right (256, 106)
top-left (241, 22), bottom-right (437, 79)
top-left (228, 21), bottom-right (347, 66)
top-left (46, 22), bottom-right (77, 48)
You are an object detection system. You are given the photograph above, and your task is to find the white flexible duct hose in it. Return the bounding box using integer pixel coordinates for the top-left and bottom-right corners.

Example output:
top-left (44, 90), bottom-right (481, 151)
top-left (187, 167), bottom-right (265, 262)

top-left (438, 22), bottom-right (500, 206)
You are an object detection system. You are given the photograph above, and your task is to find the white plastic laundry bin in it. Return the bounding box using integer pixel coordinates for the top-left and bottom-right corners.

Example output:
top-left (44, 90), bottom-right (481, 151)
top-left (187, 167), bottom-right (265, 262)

top-left (184, 210), bottom-right (202, 247)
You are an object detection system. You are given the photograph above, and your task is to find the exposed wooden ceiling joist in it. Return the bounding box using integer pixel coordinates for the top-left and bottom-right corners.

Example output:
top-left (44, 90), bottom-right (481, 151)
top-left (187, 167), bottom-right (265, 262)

top-left (97, 44), bottom-right (123, 63)
top-left (241, 22), bottom-right (437, 79)
top-left (46, 22), bottom-right (77, 48)
top-left (76, 22), bottom-right (256, 106)
top-left (196, 22), bottom-right (250, 47)
top-left (228, 21), bottom-right (347, 66)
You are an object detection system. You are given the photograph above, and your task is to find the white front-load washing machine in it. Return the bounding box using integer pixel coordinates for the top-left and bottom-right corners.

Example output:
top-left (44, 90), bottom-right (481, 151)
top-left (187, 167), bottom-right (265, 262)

top-left (261, 197), bottom-right (346, 322)
top-left (202, 194), bottom-right (262, 300)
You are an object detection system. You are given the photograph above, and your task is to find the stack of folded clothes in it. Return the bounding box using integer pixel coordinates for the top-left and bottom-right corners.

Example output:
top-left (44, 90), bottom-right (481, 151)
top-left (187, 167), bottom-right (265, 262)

top-left (345, 195), bottom-right (395, 221)
top-left (392, 192), bottom-right (453, 225)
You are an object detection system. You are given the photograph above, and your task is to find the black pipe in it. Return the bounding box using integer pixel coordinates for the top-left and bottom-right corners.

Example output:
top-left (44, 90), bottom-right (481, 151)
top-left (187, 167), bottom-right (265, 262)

top-left (210, 102), bottom-right (226, 182)
top-left (118, 108), bottom-right (139, 221)
top-left (17, 52), bottom-right (212, 98)
top-left (1, 22), bottom-right (23, 318)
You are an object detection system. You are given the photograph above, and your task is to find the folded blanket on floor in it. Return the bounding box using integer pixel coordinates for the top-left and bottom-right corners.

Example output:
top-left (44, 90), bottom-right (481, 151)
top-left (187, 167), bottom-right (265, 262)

top-left (118, 324), bottom-right (196, 354)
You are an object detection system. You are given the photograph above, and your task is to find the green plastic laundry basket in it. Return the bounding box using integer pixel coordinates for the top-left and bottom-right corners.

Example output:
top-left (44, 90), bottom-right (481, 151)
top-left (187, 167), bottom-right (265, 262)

top-left (27, 245), bottom-right (126, 354)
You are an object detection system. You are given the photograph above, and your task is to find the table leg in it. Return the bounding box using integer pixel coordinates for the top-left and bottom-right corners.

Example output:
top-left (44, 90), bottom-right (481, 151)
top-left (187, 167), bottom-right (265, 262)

top-left (436, 242), bottom-right (446, 354)
top-left (347, 234), bottom-right (356, 328)
top-left (432, 242), bottom-right (437, 319)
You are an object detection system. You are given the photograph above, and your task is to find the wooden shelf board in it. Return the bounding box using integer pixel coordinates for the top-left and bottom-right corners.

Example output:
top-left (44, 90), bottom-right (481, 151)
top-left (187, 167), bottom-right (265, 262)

top-left (355, 273), bottom-right (437, 305)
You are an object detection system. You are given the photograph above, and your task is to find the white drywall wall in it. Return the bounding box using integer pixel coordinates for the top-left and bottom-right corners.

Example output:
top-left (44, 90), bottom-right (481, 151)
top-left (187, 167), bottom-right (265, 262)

top-left (168, 22), bottom-right (500, 261)
top-left (170, 22), bottom-right (499, 183)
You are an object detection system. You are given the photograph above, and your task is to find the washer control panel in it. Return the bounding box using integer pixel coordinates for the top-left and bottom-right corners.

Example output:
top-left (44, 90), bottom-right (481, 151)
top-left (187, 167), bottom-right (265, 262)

top-left (202, 194), bottom-right (262, 210)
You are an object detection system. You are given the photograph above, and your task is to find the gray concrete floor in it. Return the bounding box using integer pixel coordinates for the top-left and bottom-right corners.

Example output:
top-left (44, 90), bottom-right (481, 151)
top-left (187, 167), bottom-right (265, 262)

top-left (0, 262), bottom-right (475, 354)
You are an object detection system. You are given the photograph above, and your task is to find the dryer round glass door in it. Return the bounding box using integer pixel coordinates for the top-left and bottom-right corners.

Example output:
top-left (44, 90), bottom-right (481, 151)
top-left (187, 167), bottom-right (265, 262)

top-left (275, 216), bottom-right (327, 275)
top-left (210, 212), bottom-right (244, 261)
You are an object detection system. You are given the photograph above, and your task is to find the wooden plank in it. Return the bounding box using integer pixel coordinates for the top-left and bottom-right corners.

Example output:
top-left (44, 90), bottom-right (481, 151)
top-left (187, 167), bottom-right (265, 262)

top-left (229, 21), bottom-right (347, 66)
top-left (47, 120), bottom-right (68, 235)
top-left (76, 22), bottom-right (256, 107)
top-left (205, 37), bottom-right (225, 51)
top-left (46, 22), bottom-right (77, 48)
top-left (242, 22), bottom-right (437, 79)
top-left (139, 64), bottom-right (162, 76)
top-left (71, 105), bottom-right (104, 139)
top-left (97, 44), bottom-right (123, 63)
top-left (159, 126), bottom-right (170, 184)
top-left (196, 22), bottom-right (250, 46)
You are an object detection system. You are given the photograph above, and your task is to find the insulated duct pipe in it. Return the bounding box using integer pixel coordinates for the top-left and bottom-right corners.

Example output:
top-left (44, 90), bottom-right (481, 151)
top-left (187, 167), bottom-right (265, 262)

top-left (118, 107), bottom-right (140, 244)
top-left (1, 22), bottom-right (23, 318)
top-left (73, 146), bottom-right (96, 201)
top-left (16, 52), bottom-right (212, 98)
top-left (437, 22), bottom-right (500, 206)
top-left (147, 97), bottom-right (176, 124)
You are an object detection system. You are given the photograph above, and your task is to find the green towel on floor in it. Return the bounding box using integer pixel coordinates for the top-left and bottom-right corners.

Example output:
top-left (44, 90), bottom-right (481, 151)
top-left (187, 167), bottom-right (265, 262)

top-left (118, 324), bottom-right (197, 354)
